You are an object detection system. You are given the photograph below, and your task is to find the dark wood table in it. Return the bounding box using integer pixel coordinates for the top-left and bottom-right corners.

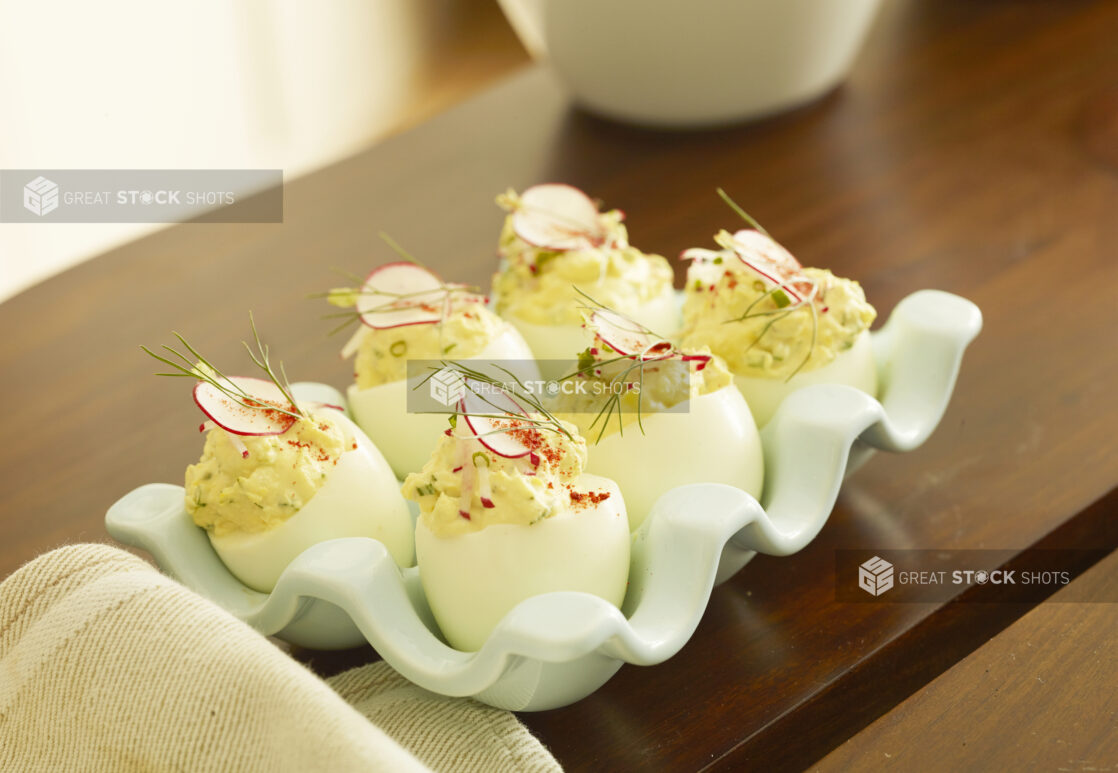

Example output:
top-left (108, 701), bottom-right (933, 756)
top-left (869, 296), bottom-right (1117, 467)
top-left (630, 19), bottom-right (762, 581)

top-left (2, 0), bottom-right (1116, 769)
top-left (815, 546), bottom-right (1118, 771)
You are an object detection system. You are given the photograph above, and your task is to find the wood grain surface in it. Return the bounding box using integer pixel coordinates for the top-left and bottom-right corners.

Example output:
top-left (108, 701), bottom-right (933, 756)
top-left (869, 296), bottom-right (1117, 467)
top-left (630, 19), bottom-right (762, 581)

top-left (813, 548), bottom-right (1118, 772)
top-left (0, 0), bottom-right (1115, 770)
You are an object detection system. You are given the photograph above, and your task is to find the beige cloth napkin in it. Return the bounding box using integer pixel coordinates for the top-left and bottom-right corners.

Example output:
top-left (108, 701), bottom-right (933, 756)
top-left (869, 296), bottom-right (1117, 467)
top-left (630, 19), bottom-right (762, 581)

top-left (0, 544), bottom-right (561, 772)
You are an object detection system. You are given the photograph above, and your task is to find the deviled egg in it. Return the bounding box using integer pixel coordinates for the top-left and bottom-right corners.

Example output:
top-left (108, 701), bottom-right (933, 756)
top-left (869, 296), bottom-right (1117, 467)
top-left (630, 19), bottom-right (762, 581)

top-left (553, 309), bottom-right (764, 531)
top-left (145, 328), bottom-right (414, 592)
top-left (328, 261), bottom-right (536, 478)
top-left (680, 227), bottom-right (877, 426)
top-left (402, 383), bottom-right (630, 652)
top-left (491, 184), bottom-right (679, 359)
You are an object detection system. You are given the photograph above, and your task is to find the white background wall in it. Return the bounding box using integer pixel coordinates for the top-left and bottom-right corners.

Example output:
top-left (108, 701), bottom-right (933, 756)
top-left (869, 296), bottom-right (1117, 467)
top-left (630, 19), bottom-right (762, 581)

top-left (0, 0), bottom-right (444, 302)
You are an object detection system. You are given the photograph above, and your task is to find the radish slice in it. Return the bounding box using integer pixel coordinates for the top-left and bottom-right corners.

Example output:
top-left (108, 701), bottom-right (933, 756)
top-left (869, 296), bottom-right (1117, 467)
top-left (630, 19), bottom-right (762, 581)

top-left (357, 262), bottom-right (446, 329)
top-left (680, 353), bottom-right (712, 371)
top-left (589, 309), bottom-right (655, 356)
top-left (458, 442), bottom-right (476, 519)
top-left (476, 463), bottom-right (496, 509)
top-left (588, 309), bottom-right (673, 359)
top-left (193, 375), bottom-right (298, 436)
top-left (680, 247), bottom-right (724, 262)
top-left (466, 418), bottom-right (531, 458)
top-left (458, 383), bottom-right (533, 459)
top-left (727, 229), bottom-right (810, 302)
top-left (339, 325), bottom-right (368, 359)
top-left (460, 380), bottom-right (527, 418)
top-left (226, 431), bottom-right (250, 459)
top-left (729, 229), bottom-right (803, 272)
top-left (513, 184), bottom-right (605, 251)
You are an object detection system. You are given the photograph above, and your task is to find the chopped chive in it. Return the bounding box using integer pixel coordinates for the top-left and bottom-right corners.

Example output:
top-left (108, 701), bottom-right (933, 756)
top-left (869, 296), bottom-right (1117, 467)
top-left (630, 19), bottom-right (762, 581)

top-left (716, 188), bottom-right (770, 236)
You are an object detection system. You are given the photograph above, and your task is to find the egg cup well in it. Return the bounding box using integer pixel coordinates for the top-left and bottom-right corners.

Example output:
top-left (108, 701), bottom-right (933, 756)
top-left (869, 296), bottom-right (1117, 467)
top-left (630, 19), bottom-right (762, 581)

top-left (106, 289), bottom-right (982, 711)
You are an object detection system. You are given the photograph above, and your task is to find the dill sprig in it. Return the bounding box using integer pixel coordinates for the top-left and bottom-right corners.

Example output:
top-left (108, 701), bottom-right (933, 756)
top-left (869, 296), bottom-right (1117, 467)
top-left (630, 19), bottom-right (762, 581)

top-left (412, 360), bottom-right (573, 441)
top-left (242, 312), bottom-right (302, 415)
top-left (702, 191), bottom-right (823, 383)
top-left (719, 272), bottom-right (822, 383)
top-left (325, 313), bottom-right (362, 339)
top-left (312, 284), bottom-right (482, 304)
top-left (559, 351), bottom-right (670, 443)
top-left (571, 287), bottom-right (671, 342)
top-left (557, 294), bottom-right (694, 443)
top-left (786, 300), bottom-right (819, 381)
top-left (331, 266), bottom-right (365, 285)
top-left (312, 235), bottom-right (482, 340)
top-left (317, 283), bottom-right (482, 339)
top-left (377, 231), bottom-right (428, 268)
top-left (141, 312), bottom-right (305, 420)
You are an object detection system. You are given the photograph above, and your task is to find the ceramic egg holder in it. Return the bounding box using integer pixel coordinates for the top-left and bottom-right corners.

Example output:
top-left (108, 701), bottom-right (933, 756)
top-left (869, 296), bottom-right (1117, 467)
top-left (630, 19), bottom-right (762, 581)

top-left (107, 289), bottom-right (981, 711)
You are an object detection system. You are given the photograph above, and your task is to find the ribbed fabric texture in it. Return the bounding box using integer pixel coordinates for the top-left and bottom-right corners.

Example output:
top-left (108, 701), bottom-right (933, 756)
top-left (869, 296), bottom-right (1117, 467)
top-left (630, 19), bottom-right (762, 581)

top-left (0, 544), bottom-right (561, 773)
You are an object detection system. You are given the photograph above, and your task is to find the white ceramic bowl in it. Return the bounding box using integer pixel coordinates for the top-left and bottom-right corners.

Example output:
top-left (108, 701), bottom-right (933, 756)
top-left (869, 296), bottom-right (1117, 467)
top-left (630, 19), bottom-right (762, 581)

top-left (107, 289), bottom-right (982, 711)
top-left (498, 0), bottom-right (885, 127)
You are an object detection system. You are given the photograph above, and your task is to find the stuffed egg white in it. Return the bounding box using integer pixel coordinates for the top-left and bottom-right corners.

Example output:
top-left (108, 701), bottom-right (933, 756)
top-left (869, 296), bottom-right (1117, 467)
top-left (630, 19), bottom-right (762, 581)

top-left (507, 291), bottom-right (678, 364)
top-left (402, 385), bottom-right (630, 652)
top-left (330, 262), bottom-right (538, 478)
top-left (191, 409), bottom-right (414, 592)
top-left (733, 329), bottom-right (875, 429)
top-left (680, 228), bottom-right (877, 427)
top-left (555, 309), bottom-right (763, 531)
top-left (346, 325), bottom-right (536, 479)
top-left (150, 331), bottom-right (415, 594)
top-left (491, 184), bottom-right (680, 360)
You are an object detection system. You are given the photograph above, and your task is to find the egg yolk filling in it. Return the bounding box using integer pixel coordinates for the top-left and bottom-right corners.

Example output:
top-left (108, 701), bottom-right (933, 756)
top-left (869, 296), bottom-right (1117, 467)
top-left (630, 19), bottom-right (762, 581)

top-left (185, 409), bottom-right (349, 537)
top-left (402, 415), bottom-right (612, 537)
top-left (680, 243), bottom-right (876, 380)
top-left (333, 298), bottom-right (506, 389)
top-left (491, 198), bottom-right (674, 327)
